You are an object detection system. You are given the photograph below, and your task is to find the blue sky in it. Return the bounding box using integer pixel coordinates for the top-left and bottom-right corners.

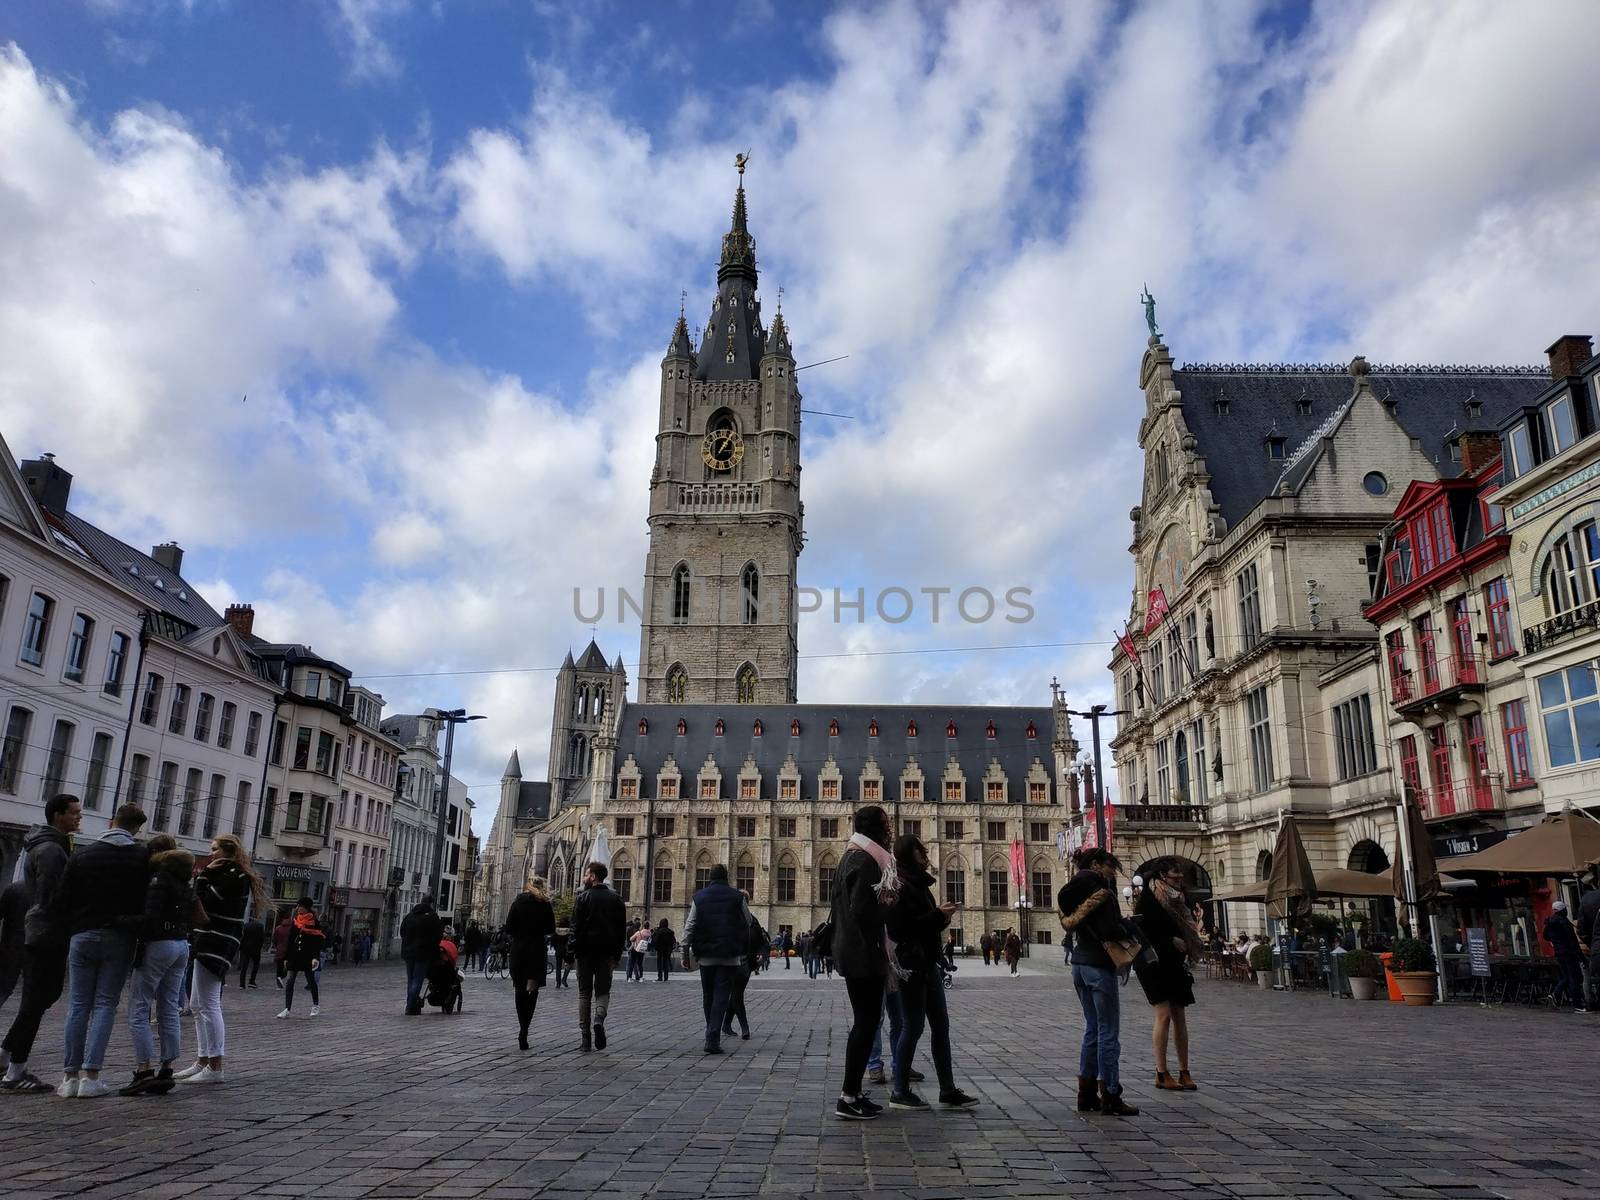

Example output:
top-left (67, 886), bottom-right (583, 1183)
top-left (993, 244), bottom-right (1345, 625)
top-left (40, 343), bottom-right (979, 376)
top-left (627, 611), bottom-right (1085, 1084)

top-left (3, 1), bottom-right (1599, 836)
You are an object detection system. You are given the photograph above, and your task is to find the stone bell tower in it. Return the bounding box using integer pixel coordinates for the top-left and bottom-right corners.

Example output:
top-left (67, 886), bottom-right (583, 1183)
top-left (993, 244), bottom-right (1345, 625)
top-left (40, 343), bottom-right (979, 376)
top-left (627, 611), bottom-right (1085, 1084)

top-left (637, 159), bottom-right (802, 704)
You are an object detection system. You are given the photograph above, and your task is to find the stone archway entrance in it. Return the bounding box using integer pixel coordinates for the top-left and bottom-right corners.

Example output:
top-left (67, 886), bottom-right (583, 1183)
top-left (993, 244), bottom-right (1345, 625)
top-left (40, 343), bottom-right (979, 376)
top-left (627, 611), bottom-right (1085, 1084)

top-left (1346, 839), bottom-right (1397, 940)
top-left (1134, 856), bottom-right (1217, 933)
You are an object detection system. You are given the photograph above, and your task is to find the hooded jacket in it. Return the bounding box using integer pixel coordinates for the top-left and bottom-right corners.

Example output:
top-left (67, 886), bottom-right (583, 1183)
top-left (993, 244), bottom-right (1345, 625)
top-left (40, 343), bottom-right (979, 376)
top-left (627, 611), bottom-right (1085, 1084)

top-left (55, 828), bottom-right (149, 937)
top-left (883, 863), bottom-right (949, 974)
top-left (1057, 868), bottom-right (1125, 970)
top-left (20, 823), bottom-right (73, 948)
top-left (1544, 910), bottom-right (1582, 958)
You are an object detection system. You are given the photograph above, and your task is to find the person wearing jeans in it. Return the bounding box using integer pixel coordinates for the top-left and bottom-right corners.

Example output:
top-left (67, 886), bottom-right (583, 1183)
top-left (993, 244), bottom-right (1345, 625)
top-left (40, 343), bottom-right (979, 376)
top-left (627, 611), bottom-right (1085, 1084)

top-left (683, 866), bottom-right (752, 1053)
top-left (121, 847), bottom-right (196, 1096)
top-left (572, 863), bottom-right (626, 1052)
top-left (53, 804), bottom-right (149, 1099)
top-left (1057, 846), bottom-right (1137, 1117)
top-left (864, 990), bottom-right (905, 1084)
top-left (401, 898), bottom-right (444, 1015)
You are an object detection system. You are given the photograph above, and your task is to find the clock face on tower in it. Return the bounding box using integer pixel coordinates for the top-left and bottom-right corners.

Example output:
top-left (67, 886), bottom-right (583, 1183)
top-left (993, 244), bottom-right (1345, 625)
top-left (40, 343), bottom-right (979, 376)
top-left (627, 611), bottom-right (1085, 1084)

top-left (701, 423), bottom-right (745, 472)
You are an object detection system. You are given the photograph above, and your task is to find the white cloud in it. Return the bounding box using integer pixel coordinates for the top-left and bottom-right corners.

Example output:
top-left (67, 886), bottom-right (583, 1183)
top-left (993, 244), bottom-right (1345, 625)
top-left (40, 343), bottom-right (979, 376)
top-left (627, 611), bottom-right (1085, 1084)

top-left (332, 0), bottom-right (412, 81)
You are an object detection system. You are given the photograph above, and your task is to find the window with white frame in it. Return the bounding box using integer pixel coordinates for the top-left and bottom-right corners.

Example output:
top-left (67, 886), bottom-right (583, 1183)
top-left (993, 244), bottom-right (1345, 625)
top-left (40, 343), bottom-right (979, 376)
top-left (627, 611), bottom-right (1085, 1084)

top-left (1155, 739), bottom-right (1171, 803)
top-left (1237, 563), bottom-right (1262, 651)
top-left (1537, 665), bottom-right (1600, 768)
top-left (1245, 685), bottom-right (1274, 790)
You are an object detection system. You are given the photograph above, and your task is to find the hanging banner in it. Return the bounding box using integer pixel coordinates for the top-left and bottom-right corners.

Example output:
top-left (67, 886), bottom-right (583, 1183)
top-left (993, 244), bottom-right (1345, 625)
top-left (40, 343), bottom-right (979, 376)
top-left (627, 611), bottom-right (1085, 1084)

top-left (1009, 838), bottom-right (1026, 892)
top-left (1143, 585), bottom-right (1170, 633)
top-left (1115, 625), bottom-right (1140, 664)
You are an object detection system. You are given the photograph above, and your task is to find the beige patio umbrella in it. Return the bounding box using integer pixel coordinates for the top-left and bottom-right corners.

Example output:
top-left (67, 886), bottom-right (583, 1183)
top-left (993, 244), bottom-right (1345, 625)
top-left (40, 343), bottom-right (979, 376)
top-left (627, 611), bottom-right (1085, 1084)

top-left (1395, 798), bottom-right (1441, 901)
top-left (1266, 815), bottom-right (1317, 920)
top-left (1314, 866), bottom-right (1402, 899)
top-left (1215, 880), bottom-right (1268, 902)
top-left (1441, 809), bottom-right (1600, 876)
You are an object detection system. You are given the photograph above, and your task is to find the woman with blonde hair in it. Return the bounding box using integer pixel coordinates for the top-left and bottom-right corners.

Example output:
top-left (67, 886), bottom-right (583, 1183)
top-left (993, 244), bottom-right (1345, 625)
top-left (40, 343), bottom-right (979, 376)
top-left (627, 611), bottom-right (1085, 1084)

top-left (176, 834), bottom-right (265, 1084)
top-left (504, 876), bottom-right (556, 1050)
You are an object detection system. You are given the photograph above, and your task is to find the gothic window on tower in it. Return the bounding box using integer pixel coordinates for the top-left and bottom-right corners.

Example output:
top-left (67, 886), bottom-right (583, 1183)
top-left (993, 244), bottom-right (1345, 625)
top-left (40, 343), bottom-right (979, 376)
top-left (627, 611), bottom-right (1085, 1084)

top-left (672, 564), bottom-right (691, 624)
top-left (736, 663), bottom-right (757, 703)
top-left (741, 563), bottom-right (759, 624)
top-left (666, 665), bottom-right (687, 703)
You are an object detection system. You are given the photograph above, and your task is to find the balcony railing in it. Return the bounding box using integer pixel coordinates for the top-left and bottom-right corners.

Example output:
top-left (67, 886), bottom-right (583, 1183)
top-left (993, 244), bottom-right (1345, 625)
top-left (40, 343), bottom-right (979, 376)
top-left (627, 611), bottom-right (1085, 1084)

top-left (1116, 803), bottom-right (1207, 826)
top-left (1422, 776), bottom-right (1503, 819)
top-left (1523, 599), bottom-right (1600, 655)
top-left (1391, 653), bottom-right (1483, 713)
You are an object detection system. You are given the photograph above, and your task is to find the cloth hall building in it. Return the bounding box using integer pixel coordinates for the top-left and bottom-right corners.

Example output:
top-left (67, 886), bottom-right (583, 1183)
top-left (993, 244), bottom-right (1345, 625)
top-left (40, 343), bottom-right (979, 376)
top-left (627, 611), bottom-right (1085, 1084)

top-left (482, 174), bottom-right (1087, 942)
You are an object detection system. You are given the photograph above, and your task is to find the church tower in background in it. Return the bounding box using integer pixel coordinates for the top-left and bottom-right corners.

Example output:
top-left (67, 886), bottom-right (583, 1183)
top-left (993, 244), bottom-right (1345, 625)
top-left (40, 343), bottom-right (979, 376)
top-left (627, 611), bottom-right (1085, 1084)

top-left (638, 162), bottom-right (803, 704)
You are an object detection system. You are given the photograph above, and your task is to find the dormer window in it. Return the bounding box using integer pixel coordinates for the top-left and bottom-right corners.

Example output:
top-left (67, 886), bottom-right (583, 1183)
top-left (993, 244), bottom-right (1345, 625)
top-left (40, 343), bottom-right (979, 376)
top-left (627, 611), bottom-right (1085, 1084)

top-left (1213, 389), bottom-right (1229, 416)
top-left (1447, 438), bottom-right (1462, 463)
top-left (1296, 390), bottom-right (1312, 415)
top-left (1548, 394), bottom-right (1578, 454)
top-left (1266, 437), bottom-right (1286, 460)
top-left (1465, 396), bottom-right (1483, 419)
top-left (828, 718), bottom-right (840, 736)
top-left (753, 719), bottom-right (763, 737)
top-left (907, 719), bottom-right (918, 737)
top-left (1026, 722), bottom-right (1038, 739)
top-left (985, 721), bottom-right (996, 740)
top-left (790, 718), bottom-right (801, 736)
top-left (868, 719), bottom-right (879, 737)
top-left (675, 718), bottom-right (687, 736)
top-left (946, 721), bottom-right (957, 738)
top-left (714, 719), bottom-right (725, 736)
top-left (1506, 422), bottom-right (1533, 477)
top-left (638, 719), bottom-right (649, 734)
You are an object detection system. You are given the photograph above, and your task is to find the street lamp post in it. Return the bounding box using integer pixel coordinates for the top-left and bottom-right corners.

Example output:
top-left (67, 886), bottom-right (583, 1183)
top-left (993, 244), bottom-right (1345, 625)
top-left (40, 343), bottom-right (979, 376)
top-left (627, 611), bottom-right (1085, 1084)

top-left (1014, 895), bottom-right (1034, 958)
top-left (1066, 705), bottom-right (1128, 849)
top-left (430, 709), bottom-right (485, 915)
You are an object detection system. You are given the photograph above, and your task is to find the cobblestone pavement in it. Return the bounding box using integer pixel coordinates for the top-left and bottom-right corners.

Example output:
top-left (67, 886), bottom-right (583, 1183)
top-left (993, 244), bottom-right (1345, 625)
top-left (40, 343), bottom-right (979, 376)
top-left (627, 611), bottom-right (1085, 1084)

top-left (1, 956), bottom-right (1596, 1199)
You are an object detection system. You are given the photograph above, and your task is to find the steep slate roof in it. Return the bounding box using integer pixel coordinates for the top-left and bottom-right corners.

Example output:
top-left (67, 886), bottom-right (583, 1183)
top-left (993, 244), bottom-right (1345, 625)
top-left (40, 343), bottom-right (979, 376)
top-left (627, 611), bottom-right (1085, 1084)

top-left (1175, 364), bottom-right (1546, 528)
top-left (56, 510), bottom-right (224, 629)
top-left (504, 749), bottom-right (522, 778)
top-left (381, 713), bottom-right (430, 750)
top-left (614, 703), bottom-right (1056, 804)
top-left (576, 640), bottom-right (612, 673)
top-left (515, 781), bottom-right (551, 822)
top-left (694, 180), bottom-right (769, 382)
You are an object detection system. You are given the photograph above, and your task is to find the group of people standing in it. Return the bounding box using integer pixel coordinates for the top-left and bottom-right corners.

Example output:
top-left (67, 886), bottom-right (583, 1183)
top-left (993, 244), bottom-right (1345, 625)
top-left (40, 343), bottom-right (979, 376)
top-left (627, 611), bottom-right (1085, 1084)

top-left (0, 794), bottom-right (264, 1097)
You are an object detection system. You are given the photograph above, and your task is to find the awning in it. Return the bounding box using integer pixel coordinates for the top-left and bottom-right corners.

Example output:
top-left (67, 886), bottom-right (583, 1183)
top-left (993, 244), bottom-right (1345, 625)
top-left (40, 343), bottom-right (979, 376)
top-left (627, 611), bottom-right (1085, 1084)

top-left (1314, 867), bottom-right (1403, 899)
top-left (1214, 880), bottom-right (1268, 902)
top-left (1441, 809), bottom-right (1600, 876)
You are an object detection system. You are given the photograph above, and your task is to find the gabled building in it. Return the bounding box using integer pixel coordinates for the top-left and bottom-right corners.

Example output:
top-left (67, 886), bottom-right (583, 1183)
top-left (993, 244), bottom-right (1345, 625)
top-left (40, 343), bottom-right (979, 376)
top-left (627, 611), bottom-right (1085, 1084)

top-left (1363, 435), bottom-right (1540, 846)
top-left (1109, 332), bottom-right (1546, 922)
top-left (327, 683), bottom-right (404, 955)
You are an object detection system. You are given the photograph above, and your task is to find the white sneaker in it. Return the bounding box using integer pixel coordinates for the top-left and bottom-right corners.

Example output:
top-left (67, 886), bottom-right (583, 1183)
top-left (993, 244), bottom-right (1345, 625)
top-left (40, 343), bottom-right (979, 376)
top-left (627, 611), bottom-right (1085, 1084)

top-left (180, 1066), bottom-right (224, 1085)
top-left (76, 1078), bottom-right (112, 1099)
top-left (172, 1062), bottom-right (206, 1080)
top-left (55, 1076), bottom-right (79, 1099)
top-left (309, 1005), bottom-right (320, 1017)
top-left (276, 1008), bottom-right (290, 1019)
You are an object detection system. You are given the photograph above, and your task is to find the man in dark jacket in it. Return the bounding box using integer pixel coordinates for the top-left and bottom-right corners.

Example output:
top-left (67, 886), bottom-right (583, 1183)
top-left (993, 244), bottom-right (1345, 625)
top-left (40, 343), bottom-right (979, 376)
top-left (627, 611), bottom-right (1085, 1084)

top-left (237, 918), bottom-right (266, 989)
top-left (829, 804), bottom-right (894, 1121)
top-left (572, 862), bottom-right (625, 1051)
top-left (1544, 902), bottom-right (1585, 1012)
top-left (1058, 847), bottom-right (1137, 1116)
top-left (683, 865), bottom-right (752, 1054)
top-left (55, 802), bottom-right (149, 1097)
top-left (400, 899), bottom-right (444, 1015)
top-left (1577, 882), bottom-right (1600, 1009)
top-left (0, 792), bottom-right (81, 1092)
top-left (651, 918), bottom-right (676, 982)
top-left (0, 881), bottom-right (29, 1016)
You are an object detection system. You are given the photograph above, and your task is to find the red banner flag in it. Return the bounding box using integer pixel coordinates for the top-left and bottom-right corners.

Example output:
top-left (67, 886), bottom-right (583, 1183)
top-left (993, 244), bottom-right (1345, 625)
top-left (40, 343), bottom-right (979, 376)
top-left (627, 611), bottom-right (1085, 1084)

top-left (1143, 585), bottom-right (1170, 633)
top-left (1009, 838), bottom-right (1026, 891)
top-left (1114, 625), bottom-right (1140, 664)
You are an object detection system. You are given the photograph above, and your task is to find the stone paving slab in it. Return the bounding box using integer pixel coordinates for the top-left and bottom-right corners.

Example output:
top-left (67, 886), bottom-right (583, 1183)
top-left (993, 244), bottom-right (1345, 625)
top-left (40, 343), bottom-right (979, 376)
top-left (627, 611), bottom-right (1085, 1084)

top-left (0, 960), bottom-right (1596, 1198)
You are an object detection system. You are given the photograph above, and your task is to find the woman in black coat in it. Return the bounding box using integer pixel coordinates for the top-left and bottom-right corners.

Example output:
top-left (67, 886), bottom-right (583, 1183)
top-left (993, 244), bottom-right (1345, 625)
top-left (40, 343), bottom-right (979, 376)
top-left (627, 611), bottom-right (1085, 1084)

top-left (883, 835), bottom-right (979, 1111)
top-left (1133, 857), bottom-right (1202, 1091)
top-left (504, 877), bottom-right (556, 1049)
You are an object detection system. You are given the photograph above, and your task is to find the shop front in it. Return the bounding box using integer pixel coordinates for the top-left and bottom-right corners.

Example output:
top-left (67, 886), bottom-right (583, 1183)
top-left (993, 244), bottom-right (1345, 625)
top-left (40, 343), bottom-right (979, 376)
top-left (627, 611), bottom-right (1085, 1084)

top-left (259, 860), bottom-right (332, 923)
top-left (329, 887), bottom-right (386, 960)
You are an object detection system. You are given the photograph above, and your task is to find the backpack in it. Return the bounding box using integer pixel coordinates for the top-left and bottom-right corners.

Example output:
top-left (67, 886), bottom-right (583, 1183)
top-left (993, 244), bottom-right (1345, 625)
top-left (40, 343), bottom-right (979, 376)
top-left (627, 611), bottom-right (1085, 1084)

top-left (810, 919), bottom-right (834, 959)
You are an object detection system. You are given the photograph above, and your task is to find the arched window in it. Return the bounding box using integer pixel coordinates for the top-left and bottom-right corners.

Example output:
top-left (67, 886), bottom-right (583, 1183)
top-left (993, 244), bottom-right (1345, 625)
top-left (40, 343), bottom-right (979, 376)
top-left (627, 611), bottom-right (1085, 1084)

top-left (574, 684), bottom-right (588, 721)
top-left (741, 562), bottom-right (759, 625)
top-left (714, 718), bottom-right (725, 736)
top-left (672, 564), bottom-right (691, 625)
top-left (592, 686), bottom-right (606, 719)
top-left (790, 718), bottom-right (801, 736)
top-left (665, 664), bottom-right (687, 703)
top-left (829, 718), bottom-right (840, 737)
top-left (568, 733), bottom-right (586, 776)
top-left (736, 663), bottom-right (757, 703)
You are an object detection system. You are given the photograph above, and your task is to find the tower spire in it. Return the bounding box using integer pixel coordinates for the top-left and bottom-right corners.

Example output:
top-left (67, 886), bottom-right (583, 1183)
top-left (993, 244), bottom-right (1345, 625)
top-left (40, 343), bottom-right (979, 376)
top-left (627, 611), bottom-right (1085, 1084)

top-left (718, 152), bottom-right (757, 285)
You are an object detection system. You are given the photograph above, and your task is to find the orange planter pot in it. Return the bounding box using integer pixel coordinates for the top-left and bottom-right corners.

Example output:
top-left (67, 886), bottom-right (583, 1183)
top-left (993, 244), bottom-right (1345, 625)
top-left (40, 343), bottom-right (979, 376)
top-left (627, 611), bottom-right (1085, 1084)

top-left (1391, 970), bottom-right (1437, 1006)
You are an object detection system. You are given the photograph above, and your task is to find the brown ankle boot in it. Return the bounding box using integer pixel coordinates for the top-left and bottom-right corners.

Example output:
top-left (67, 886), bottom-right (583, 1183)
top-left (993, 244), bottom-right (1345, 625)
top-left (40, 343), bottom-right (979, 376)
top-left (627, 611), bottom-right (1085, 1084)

top-left (1155, 1070), bottom-right (1182, 1090)
top-left (1099, 1082), bottom-right (1139, 1116)
top-left (1178, 1070), bottom-right (1198, 1091)
top-left (1076, 1075), bottom-right (1100, 1112)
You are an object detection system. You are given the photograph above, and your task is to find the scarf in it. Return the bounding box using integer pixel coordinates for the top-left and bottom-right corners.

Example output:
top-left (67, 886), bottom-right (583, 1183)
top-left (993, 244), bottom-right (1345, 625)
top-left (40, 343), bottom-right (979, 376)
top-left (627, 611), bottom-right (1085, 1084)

top-left (293, 911), bottom-right (321, 936)
top-left (849, 833), bottom-right (909, 985)
top-left (1152, 879), bottom-right (1204, 963)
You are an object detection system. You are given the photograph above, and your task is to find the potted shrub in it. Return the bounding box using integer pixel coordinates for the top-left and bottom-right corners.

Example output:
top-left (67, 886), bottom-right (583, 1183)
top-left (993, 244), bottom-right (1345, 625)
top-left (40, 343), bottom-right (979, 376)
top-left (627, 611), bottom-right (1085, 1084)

top-left (1389, 937), bottom-right (1438, 1006)
top-left (1248, 942), bottom-right (1274, 989)
top-left (1342, 948), bottom-right (1382, 1001)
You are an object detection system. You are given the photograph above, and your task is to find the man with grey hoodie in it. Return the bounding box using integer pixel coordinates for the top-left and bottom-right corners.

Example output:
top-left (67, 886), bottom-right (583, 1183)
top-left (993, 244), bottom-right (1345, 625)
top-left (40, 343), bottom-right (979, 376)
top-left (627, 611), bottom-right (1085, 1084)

top-left (0, 793), bottom-right (81, 1093)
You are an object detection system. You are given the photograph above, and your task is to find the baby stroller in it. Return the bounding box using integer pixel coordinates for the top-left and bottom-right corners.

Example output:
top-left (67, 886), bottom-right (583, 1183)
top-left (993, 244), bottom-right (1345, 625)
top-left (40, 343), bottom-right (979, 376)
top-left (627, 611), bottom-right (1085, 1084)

top-left (425, 937), bottom-right (465, 1015)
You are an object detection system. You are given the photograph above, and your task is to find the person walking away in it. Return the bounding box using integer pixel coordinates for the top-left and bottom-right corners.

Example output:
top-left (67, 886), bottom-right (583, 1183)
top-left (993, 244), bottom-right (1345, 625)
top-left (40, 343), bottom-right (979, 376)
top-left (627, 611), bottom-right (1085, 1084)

top-left (1544, 901), bottom-right (1586, 1012)
top-left (651, 919), bottom-right (677, 982)
top-left (1058, 848), bottom-right (1138, 1116)
top-left (978, 931), bottom-right (992, 966)
top-left (551, 925), bottom-right (574, 987)
top-left (55, 803), bottom-right (150, 1097)
top-left (1004, 931), bottom-right (1023, 976)
top-left (177, 834), bottom-right (263, 1085)
top-left (505, 877), bottom-right (556, 1050)
top-left (780, 928), bottom-right (793, 969)
top-left (0, 880), bottom-right (30, 1027)
top-left (723, 904), bottom-right (765, 1042)
top-left (271, 913), bottom-right (293, 987)
top-left (400, 898), bottom-right (444, 1015)
top-left (883, 834), bottom-right (979, 1110)
top-left (628, 925), bottom-right (650, 982)
top-left (830, 804), bottom-right (901, 1121)
top-left (684, 866), bottom-right (752, 1053)
top-left (278, 898), bottom-right (325, 1018)
top-left (572, 863), bottom-right (625, 1051)
top-left (122, 847), bottom-right (195, 1095)
top-left (1580, 880), bottom-right (1600, 1009)
top-left (237, 917), bottom-right (264, 990)
top-left (0, 793), bottom-right (81, 1093)
top-left (1133, 856), bottom-right (1204, 1090)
